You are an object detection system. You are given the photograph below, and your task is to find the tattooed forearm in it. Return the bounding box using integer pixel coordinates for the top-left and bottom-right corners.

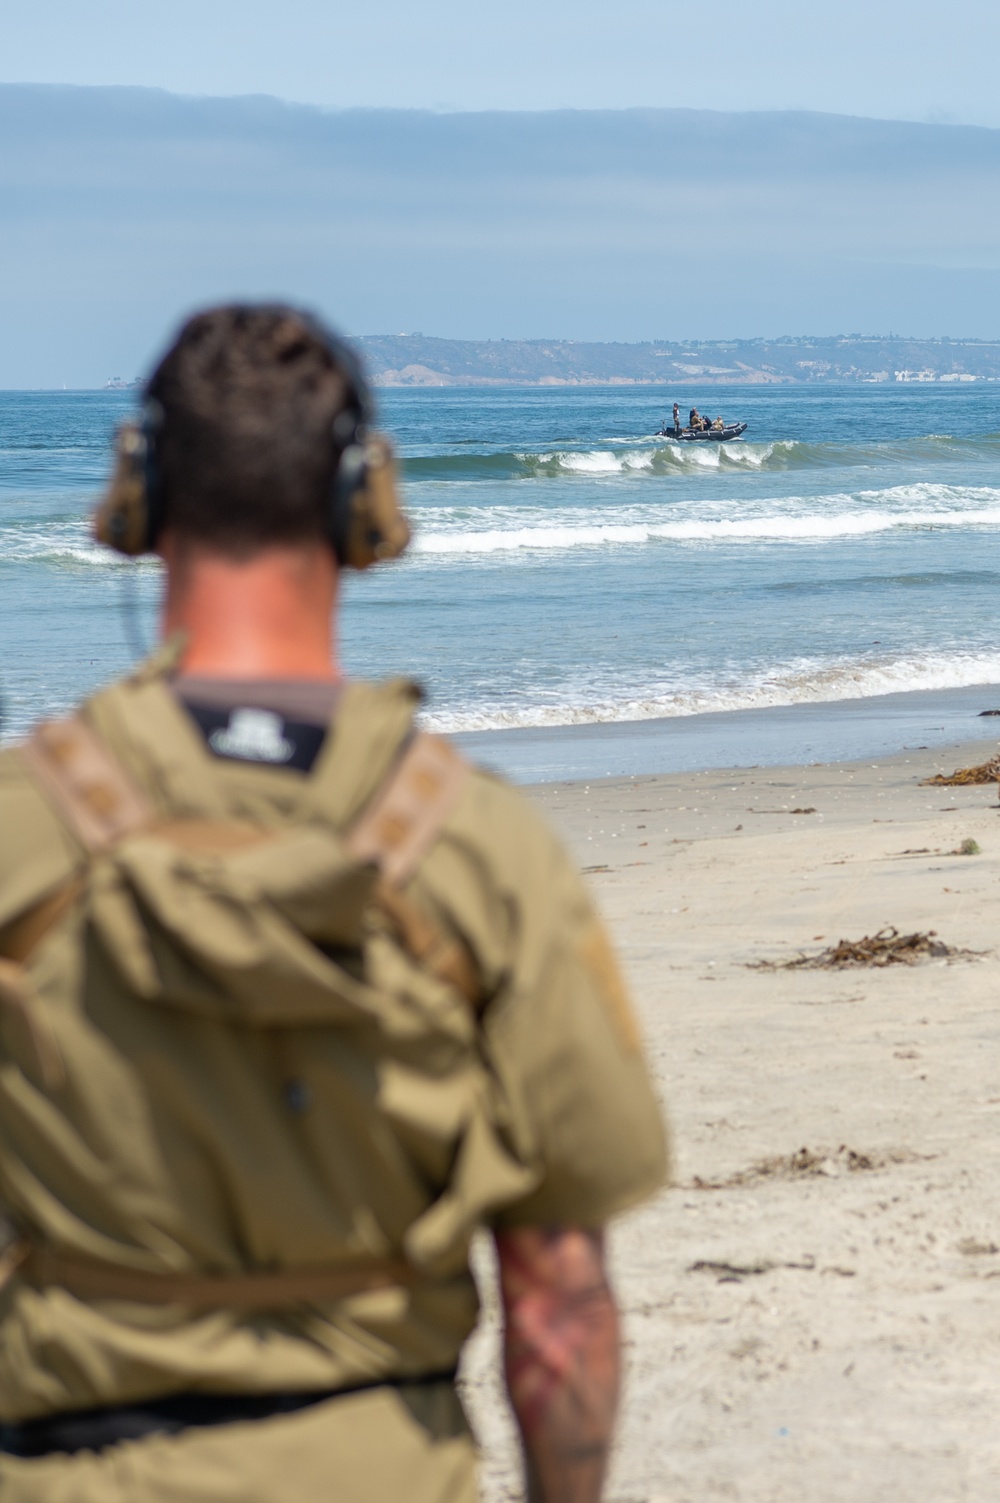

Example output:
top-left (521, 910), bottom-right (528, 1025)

top-left (495, 1226), bottom-right (621, 1503)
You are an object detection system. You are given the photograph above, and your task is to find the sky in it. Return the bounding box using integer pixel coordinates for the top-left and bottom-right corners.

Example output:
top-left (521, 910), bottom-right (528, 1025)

top-left (2, 4), bottom-right (1000, 381)
top-left (3, 90), bottom-right (1000, 386)
top-left (3, 0), bottom-right (1000, 125)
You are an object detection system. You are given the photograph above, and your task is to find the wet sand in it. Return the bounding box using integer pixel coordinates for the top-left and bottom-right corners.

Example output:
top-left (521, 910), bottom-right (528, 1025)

top-left (459, 732), bottom-right (1000, 1502)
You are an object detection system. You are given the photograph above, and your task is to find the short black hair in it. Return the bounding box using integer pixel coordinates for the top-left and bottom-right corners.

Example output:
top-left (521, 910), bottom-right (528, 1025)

top-left (146, 304), bottom-right (362, 556)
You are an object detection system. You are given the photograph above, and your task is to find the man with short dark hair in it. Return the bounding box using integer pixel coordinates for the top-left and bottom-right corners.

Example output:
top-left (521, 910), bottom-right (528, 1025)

top-left (0, 305), bottom-right (668, 1503)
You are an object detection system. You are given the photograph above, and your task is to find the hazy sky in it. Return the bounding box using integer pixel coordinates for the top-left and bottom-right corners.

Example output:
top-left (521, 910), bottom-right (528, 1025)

top-left (3, 89), bottom-right (1000, 386)
top-left (3, 0), bottom-right (999, 125)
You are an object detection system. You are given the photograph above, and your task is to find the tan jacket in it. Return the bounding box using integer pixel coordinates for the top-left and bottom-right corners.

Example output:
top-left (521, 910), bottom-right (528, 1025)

top-left (0, 657), bottom-right (668, 1421)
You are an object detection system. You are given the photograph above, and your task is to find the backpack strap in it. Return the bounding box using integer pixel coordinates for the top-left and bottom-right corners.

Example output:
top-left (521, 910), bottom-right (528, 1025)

top-left (0, 879), bottom-right (85, 966)
top-left (15, 1244), bottom-right (418, 1310)
top-left (346, 733), bottom-right (468, 886)
top-left (11, 716), bottom-right (480, 1002)
top-left (346, 733), bottom-right (480, 1005)
top-left (19, 715), bottom-right (153, 854)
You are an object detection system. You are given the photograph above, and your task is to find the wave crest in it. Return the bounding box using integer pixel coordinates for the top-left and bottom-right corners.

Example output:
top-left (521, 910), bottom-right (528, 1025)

top-left (413, 495), bottom-right (1000, 556)
top-left (403, 431), bottom-right (1000, 483)
top-left (422, 650), bottom-right (1000, 733)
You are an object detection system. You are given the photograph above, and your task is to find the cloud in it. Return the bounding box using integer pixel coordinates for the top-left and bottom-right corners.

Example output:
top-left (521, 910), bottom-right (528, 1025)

top-left (2, 86), bottom-right (1000, 385)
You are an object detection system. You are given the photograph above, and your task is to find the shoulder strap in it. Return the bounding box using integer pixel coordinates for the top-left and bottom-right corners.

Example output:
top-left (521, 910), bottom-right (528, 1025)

top-left (22, 716), bottom-right (468, 881)
top-left (345, 732), bottom-right (469, 886)
top-left (19, 715), bottom-right (152, 854)
top-left (14, 715), bottom-right (480, 1002)
top-left (346, 732), bottom-right (480, 1005)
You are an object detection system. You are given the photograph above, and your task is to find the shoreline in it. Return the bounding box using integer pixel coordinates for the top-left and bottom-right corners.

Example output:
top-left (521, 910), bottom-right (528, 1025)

top-left (453, 681), bottom-right (1000, 784)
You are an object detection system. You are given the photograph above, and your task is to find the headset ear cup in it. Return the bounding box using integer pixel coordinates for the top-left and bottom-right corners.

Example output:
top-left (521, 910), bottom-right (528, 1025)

top-left (93, 424), bottom-right (152, 556)
top-left (335, 435), bottom-right (411, 570)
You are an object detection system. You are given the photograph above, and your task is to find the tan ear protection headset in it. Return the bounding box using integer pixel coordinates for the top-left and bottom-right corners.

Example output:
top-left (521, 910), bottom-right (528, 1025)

top-left (93, 323), bottom-right (411, 570)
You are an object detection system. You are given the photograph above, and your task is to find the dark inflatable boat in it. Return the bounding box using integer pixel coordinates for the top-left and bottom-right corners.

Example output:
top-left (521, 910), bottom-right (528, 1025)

top-left (657, 421), bottom-right (748, 442)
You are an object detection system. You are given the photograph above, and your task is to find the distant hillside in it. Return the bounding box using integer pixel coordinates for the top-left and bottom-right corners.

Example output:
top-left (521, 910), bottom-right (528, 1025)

top-left (358, 335), bottom-right (1000, 386)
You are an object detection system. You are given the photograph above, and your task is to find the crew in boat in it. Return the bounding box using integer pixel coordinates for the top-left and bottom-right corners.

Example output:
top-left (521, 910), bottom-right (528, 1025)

top-left (689, 407), bottom-right (701, 430)
top-left (672, 403), bottom-right (681, 434)
top-left (712, 415), bottom-right (725, 432)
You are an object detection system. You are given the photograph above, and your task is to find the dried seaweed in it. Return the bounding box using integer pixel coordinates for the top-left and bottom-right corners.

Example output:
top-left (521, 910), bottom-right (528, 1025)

top-left (750, 925), bottom-right (963, 971)
top-left (693, 1144), bottom-right (881, 1190)
top-left (922, 754), bottom-right (1000, 786)
top-left (690, 1143), bottom-right (933, 1193)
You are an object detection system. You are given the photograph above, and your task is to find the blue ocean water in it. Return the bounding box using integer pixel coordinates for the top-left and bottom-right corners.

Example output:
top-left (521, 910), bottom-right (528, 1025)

top-left (1, 381), bottom-right (1000, 742)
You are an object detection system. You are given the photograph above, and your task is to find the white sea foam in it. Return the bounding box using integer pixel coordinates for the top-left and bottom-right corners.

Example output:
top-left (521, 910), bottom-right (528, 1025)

top-left (421, 650), bottom-right (1000, 734)
top-left (536, 449), bottom-right (631, 474)
top-left (413, 500), bottom-right (1000, 556)
top-left (7, 489), bottom-right (1000, 566)
top-left (0, 522), bottom-right (157, 568)
top-left (523, 441), bottom-right (782, 475)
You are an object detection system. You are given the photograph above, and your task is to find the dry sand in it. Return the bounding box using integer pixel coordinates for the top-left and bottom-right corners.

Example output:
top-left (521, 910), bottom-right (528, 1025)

top-left (459, 734), bottom-right (1000, 1502)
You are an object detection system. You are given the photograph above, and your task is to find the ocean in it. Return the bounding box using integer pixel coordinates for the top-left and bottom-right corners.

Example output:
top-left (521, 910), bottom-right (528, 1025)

top-left (2, 380), bottom-right (1000, 774)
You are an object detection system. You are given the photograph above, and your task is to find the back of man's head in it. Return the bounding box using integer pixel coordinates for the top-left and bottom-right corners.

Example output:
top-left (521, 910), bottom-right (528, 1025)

top-left (147, 305), bottom-right (358, 559)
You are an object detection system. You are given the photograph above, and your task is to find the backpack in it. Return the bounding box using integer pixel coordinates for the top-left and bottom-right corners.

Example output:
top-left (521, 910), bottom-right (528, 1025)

top-left (0, 705), bottom-right (527, 1310)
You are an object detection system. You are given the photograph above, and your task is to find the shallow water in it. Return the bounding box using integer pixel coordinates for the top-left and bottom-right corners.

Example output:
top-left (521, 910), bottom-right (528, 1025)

top-left (1, 381), bottom-right (999, 739)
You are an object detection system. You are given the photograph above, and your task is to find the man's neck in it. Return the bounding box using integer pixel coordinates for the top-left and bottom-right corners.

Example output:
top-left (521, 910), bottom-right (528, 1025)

top-left (159, 536), bottom-right (341, 681)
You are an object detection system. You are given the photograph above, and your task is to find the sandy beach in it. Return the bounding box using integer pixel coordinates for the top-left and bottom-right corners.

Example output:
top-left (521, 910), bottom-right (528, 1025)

top-left (459, 729), bottom-right (1000, 1502)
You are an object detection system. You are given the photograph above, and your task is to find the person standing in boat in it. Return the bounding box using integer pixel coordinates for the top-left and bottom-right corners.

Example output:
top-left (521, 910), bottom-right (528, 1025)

top-left (672, 402), bottom-right (680, 435)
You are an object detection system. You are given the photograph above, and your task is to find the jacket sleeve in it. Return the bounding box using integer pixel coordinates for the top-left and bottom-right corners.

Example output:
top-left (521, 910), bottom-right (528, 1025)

top-left (423, 772), bottom-right (670, 1228)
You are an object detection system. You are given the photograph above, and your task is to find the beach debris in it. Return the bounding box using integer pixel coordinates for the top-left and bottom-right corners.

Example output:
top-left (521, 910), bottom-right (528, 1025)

top-left (750, 925), bottom-right (974, 970)
top-left (922, 753), bottom-right (1000, 785)
top-left (693, 1145), bottom-right (876, 1191)
top-left (899, 839), bottom-right (983, 857)
top-left (688, 1256), bottom-right (816, 1283)
top-left (690, 1143), bottom-right (928, 1192)
top-left (958, 1237), bottom-right (999, 1257)
top-left (748, 806), bottom-right (817, 815)
top-left (689, 1258), bottom-right (777, 1281)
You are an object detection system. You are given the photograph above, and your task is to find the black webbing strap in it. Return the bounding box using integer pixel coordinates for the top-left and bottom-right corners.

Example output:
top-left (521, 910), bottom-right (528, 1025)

top-left (0, 1368), bottom-right (458, 1458)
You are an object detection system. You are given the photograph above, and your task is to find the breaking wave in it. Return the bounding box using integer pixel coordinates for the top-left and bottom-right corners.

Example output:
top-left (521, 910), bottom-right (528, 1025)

top-left (421, 649), bottom-right (1000, 734)
top-left (412, 486), bottom-right (1000, 556)
top-left (6, 486), bottom-right (1000, 567)
top-left (401, 432), bottom-right (1000, 482)
top-left (0, 520), bottom-right (159, 569)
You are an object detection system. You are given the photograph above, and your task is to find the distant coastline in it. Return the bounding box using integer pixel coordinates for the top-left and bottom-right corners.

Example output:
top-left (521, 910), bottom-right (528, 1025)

top-left (357, 334), bottom-right (1000, 388)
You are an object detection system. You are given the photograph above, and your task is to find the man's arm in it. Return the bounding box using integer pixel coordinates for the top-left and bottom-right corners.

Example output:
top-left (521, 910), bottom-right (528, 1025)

top-left (495, 1225), bottom-right (621, 1503)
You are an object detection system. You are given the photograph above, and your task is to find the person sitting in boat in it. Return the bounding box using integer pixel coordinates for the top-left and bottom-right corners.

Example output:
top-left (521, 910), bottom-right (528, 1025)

top-left (712, 416), bottom-right (725, 432)
top-left (689, 407), bottom-right (701, 431)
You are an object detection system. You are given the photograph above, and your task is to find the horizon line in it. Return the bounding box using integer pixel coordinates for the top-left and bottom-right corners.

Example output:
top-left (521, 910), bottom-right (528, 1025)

top-left (0, 80), bottom-right (992, 135)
